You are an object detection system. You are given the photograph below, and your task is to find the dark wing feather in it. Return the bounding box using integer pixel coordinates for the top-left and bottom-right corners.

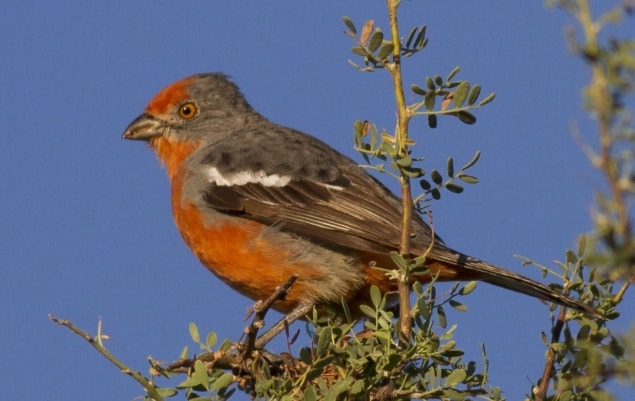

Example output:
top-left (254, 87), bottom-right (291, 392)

top-left (191, 125), bottom-right (439, 254)
top-left (202, 168), bottom-right (428, 254)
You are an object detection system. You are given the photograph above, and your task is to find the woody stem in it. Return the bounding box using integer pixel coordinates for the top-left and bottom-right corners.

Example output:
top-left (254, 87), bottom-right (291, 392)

top-left (386, 0), bottom-right (413, 345)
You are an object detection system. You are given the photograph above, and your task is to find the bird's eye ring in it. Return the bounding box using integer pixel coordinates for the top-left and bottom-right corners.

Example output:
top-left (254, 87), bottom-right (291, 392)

top-left (178, 102), bottom-right (198, 119)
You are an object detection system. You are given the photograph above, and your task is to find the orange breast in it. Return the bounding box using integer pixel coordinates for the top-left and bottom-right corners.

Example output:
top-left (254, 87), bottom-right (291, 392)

top-left (170, 172), bottom-right (332, 313)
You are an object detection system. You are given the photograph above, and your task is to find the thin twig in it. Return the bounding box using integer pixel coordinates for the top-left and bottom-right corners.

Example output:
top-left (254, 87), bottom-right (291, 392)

top-left (535, 305), bottom-right (568, 401)
top-left (49, 314), bottom-right (165, 401)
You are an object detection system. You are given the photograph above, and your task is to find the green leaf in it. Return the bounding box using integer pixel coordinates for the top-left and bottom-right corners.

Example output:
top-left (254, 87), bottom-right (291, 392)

top-left (316, 327), bottom-right (331, 356)
top-left (577, 235), bottom-right (586, 258)
top-left (370, 285), bottom-right (382, 307)
top-left (453, 81), bottom-right (470, 108)
top-left (156, 388), bottom-right (178, 397)
top-left (446, 183), bottom-right (464, 193)
top-left (445, 369), bottom-right (467, 386)
top-left (430, 188), bottom-right (441, 200)
top-left (395, 154), bottom-right (412, 167)
top-left (415, 25), bottom-right (427, 49)
top-left (446, 157), bottom-right (455, 177)
top-left (419, 179), bottom-right (431, 190)
top-left (350, 380), bottom-right (365, 395)
top-left (462, 150), bottom-right (481, 169)
top-left (368, 30), bottom-right (383, 52)
top-left (468, 84), bottom-right (481, 105)
top-left (206, 331), bottom-right (217, 348)
top-left (411, 84), bottom-right (427, 96)
top-left (402, 166), bottom-right (424, 178)
top-left (211, 372), bottom-right (234, 391)
top-left (577, 324), bottom-right (591, 341)
top-left (377, 43), bottom-right (394, 59)
top-left (431, 169), bottom-right (443, 185)
top-left (342, 16), bottom-right (356, 34)
top-left (304, 386), bottom-right (318, 401)
top-left (424, 91), bottom-right (436, 110)
top-left (459, 281), bottom-right (478, 295)
top-left (390, 251), bottom-right (409, 269)
top-left (218, 338), bottom-right (233, 352)
top-left (405, 26), bottom-right (418, 48)
top-left (458, 174), bottom-right (479, 184)
top-left (479, 92), bottom-right (496, 106)
top-left (425, 76), bottom-right (435, 90)
top-left (456, 110), bottom-right (476, 124)
top-left (566, 249), bottom-right (577, 264)
top-left (449, 299), bottom-right (468, 311)
top-left (446, 66), bottom-right (461, 82)
top-left (437, 305), bottom-right (447, 328)
top-left (189, 322), bottom-right (200, 343)
top-left (359, 304), bottom-right (376, 318)
top-left (428, 114), bottom-right (437, 128)
top-left (351, 46), bottom-right (367, 56)
top-left (434, 75), bottom-right (443, 86)
top-left (193, 360), bottom-right (209, 388)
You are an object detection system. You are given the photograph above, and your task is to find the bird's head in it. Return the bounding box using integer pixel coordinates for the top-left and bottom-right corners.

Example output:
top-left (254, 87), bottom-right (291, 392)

top-left (122, 73), bottom-right (255, 178)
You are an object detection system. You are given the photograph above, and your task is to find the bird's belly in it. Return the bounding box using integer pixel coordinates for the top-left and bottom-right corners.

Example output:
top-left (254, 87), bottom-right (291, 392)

top-left (171, 199), bottom-right (365, 313)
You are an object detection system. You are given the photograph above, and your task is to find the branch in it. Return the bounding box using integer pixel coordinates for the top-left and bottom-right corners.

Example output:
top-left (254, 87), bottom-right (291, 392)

top-left (535, 305), bottom-right (568, 401)
top-left (386, 0), bottom-right (413, 347)
top-left (49, 314), bottom-right (165, 401)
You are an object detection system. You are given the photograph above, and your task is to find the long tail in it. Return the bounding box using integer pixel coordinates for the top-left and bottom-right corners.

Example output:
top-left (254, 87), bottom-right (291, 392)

top-left (429, 246), bottom-right (603, 320)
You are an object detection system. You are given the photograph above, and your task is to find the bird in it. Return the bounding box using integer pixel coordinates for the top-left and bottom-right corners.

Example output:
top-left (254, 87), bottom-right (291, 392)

top-left (122, 73), bottom-right (601, 329)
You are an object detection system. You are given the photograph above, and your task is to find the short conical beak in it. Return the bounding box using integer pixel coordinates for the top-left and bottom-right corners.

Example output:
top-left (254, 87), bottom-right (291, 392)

top-left (122, 113), bottom-right (165, 141)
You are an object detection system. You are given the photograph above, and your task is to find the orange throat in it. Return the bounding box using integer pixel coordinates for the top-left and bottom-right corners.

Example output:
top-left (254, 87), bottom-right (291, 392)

top-left (148, 136), bottom-right (200, 181)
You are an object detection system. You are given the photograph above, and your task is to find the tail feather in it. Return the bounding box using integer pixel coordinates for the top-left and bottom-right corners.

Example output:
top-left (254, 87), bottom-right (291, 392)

top-left (430, 247), bottom-right (603, 320)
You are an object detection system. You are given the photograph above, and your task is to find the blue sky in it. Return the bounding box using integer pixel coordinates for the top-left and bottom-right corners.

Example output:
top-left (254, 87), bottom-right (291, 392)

top-left (1, 1), bottom-right (633, 400)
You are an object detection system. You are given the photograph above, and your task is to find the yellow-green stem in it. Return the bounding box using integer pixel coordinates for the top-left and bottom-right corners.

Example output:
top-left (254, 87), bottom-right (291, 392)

top-left (387, 0), bottom-right (413, 345)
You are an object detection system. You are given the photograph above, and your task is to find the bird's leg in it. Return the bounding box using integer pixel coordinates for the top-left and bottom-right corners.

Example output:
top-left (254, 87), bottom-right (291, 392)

top-left (240, 275), bottom-right (311, 353)
top-left (254, 303), bottom-right (314, 349)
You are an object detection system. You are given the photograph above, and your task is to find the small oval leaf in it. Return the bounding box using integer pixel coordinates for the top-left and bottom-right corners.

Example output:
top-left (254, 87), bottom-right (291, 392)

top-left (189, 322), bottom-right (200, 343)
top-left (479, 92), bottom-right (496, 106)
top-left (437, 305), bottom-right (447, 328)
top-left (411, 84), bottom-right (427, 96)
top-left (453, 81), bottom-right (470, 108)
top-left (457, 110), bottom-right (476, 125)
top-left (424, 92), bottom-right (436, 110)
top-left (431, 169), bottom-right (443, 185)
top-left (446, 66), bottom-right (461, 82)
top-left (445, 369), bottom-right (467, 386)
top-left (446, 183), bottom-right (464, 193)
top-left (462, 150), bottom-right (481, 169)
top-left (368, 30), bottom-right (384, 52)
top-left (316, 327), bottom-right (331, 356)
top-left (468, 84), bottom-right (481, 105)
top-left (395, 155), bottom-right (412, 167)
top-left (211, 372), bottom-right (234, 391)
top-left (449, 299), bottom-right (468, 311)
top-left (459, 281), bottom-right (478, 295)
top-left (342, 16), bottom-right (357, 35)
top-left (405, 26), bottom-right (418, 48)
top-left (370, 285), bottom-right (382, 307)
top-left (428, 114), bottom-right (437, 128)
top-left (425, 76), bottom-right (435, 90)
top-left (446, 157), bottom-right (455, 177)
top-left (458, 174), bottom-right (479, 184)
top-left (377, 43), bottom-right (394, 59)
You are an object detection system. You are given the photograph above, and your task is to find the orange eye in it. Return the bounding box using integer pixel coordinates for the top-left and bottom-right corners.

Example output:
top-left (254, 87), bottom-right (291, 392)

top-left (178, 102), bottom-right (198, 119)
